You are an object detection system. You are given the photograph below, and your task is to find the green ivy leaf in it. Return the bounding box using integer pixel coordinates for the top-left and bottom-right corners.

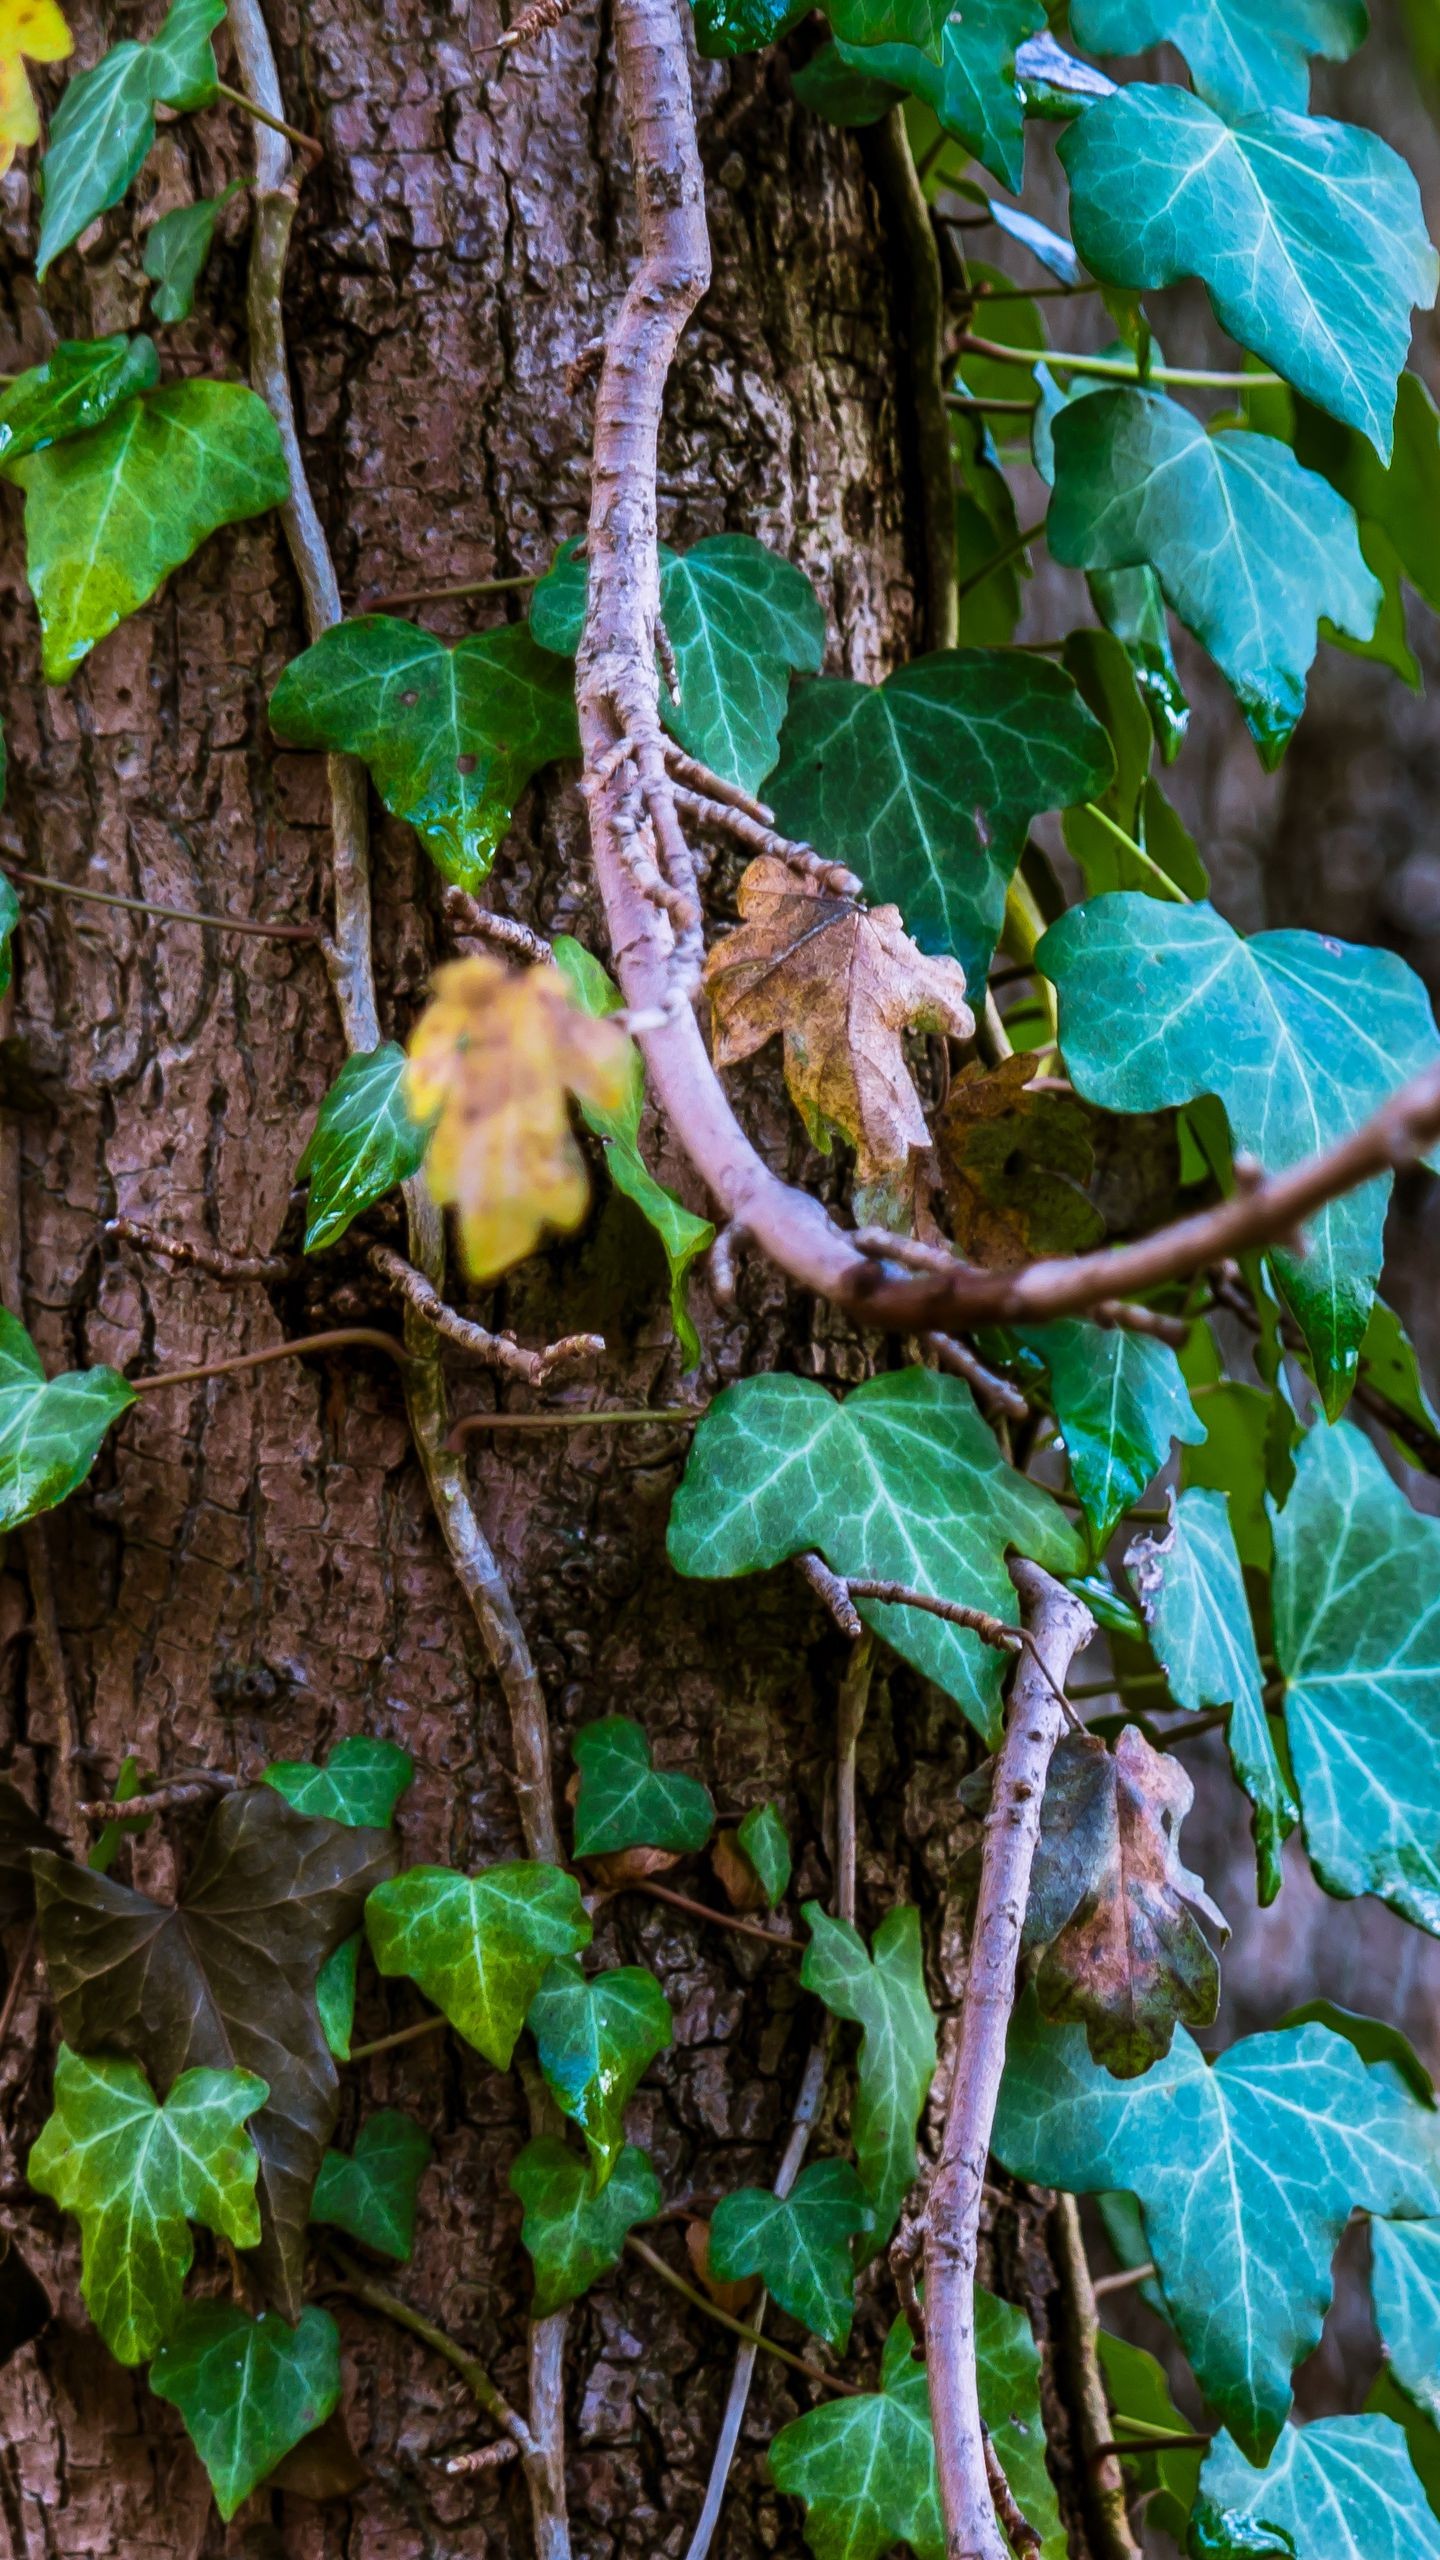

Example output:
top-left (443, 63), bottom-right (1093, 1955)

top-left (800, 1904), bottom-right (936, 2249)
top-left (269, 619), bottom-right (579, 891)
top-left (1128, 1487), bottom-right (1297, 1905)
top-left (668, 1369), bottom-right (1084, 1741)
top-left (1048, 391), bottom-right (1380, 764)
top-left (14, 382), bottom-right (289, 683)
top-left (790, 43), bottom-right (901, 124)
top-left (709, 2159), bottom-right (873, 2350)
top-left (1039, 895), bottom-right (1440, 1413)
top-left (143, 187), bottom-right (238, 323)
top-left (1279, 1999), bottom-right (1436, 2108)
top-left (1088, 568), bottom-right (1190, 765)
top-left (766, 653), bottom-right (1112, 985)
top-left (1059, 88), bottom-right (1437, 455)
top-left (1297, 371), bottom-right (1440, 620)
top-left (993, 1993), bottom-right (1440, 2459)
top-left (27, 2045), bottom-right (265, 2365)
top-left (295, 1043), bottom-right (433, 1253)
top-left (364, 1862), bottom-right (591, 2068)
top-left (690, 0), bottom-right (807, 61)
top-left (1373, 2221), bottom-right (1440, 2429)
top-left (1095, 2331), bottom-right (1203, 2543)
top-left (0, 1310), bottom-right (134, 1532)
top-left (1191, 2416), bottom-right (1440, 2559)
top-left (550, 936), bottom-right (714, 1365)
top-left (315, 1934), bottom-right (359, 2064)
top-left (150, 2301), bottom-right (342, 2522)
top-left (510, 2136), bottom-right (660, 2317)
top-left (1069, 0), bottom-right (1368, 116)
top-left (832, 0), bottom-right (1046, 192)
top-left (1060, 630), bottom-right (1204, 899)
top-left (37, 0), bottom-right (225, 276)
top-left (737, 1802), bottom-right (791, 1907)
top-left (263, 1737), bottom-right (414, 1831)
top-left (527, 1957), bottom-right (672, 2186)
top-left (0, 335), bottom-right (159, 472)
top-left (1017, 1319), bottom-right (1204, 1553)
top-left (309, 2110), bottom-right (431, 2261)
top-left (571, 1717), bottom-right (716, 1857)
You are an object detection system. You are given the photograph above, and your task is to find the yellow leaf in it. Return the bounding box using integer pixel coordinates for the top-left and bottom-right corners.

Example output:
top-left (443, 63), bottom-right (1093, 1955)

top-left (405, 954), bottom-right (632, 1283)
top-left (0, 0), bottom-right (71, 169)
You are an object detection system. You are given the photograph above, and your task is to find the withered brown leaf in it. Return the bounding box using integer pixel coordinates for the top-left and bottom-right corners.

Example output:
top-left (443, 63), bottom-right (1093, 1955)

top-left (703, 857), bottom-right (974, 1185)
top-left (936, 1052), bottom-right (1104, 1268)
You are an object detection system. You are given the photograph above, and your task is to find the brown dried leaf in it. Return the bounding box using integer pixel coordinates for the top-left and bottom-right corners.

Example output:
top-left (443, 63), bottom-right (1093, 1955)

top-left (685, 2216), bottom-right (761, 2317)
top-left (406, 954), bottom-right (631, 1282)
top-left (936, 1053), bottom-right (1104, 1268)
top-left (711, 1828), bottom-right (765, 1913)
top-left (703, 857), bottom-right (973, 1185)
top-left (584, 1844), bottom-right (682, 1890)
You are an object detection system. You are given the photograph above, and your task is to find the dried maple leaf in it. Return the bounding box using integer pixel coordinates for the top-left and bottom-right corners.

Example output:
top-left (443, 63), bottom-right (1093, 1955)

top-left (0, 0), bottom-right (70, 175)
top-left (936, 1052), bottom-right (1104, 1268)
top-left (406, 953), bottom-right (631, 1282)
top-left (703, 856), bottom-right (973, 1185)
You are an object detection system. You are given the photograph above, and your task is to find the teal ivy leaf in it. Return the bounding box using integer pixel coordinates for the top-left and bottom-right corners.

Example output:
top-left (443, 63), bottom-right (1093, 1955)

top-left (550, 936), bottom-right (713, 1365)
top-left (1191, 2415), bottom-right (1440, 2559)
top-left (993, 1992), bottom-right (1440, 2460)
top-left (0, 873), bottom-right (18, 1001)
top-left (1273, 1418), bottom-right (1440, 1937)
top-left (1048, 390), bottom-right (1380, 764)
top-left (1039, 895), bottom-right (1440, 1414)
top-left (295, 1043), bottom-right (434, 1254)
top-left (263, 1737), bottom-right (414, 1831)
top-left (800, 1904), bottom-right (936, 2250)
top-left (526, 1957), bottom-right (672, 2186)
top-left (14, 382), bottom-right (290, 683)
top-left (1017, 1318), bottom-right (1204, 1553)
top-left (269, 618), bottom-right (579, 892)
top-left (737, 1802), bottom-right (791, 1907)
top-left (1059, 87), bottom-right (1438, 456)
top-left (1279, 1999), bottom-right (1436, 2109)
top-left (668, 1369), bottom-right (1084, 1742)
top-left (530, 534), bottom-right (824, 795)
top-left (1372, 2221), bottom-right (1440, 2427)
top-left (1297, 371), bottom-right (1440, 620)
top-left (709, 2158), bottom-right (873, 2350)
top-left (364, 1862), bottom-right (591, 2068)
top-left (1353, 1296), bottom-right (1440, 1467)
top-left (767, 652), bottom-right (1112, 986)
top-left (309, 2109), bottom-right (431, 2260)
top-left (315, 1934), bottom-right (359, 2063)
top-left (150, 2301), bottom-right (342, 2522)
top-left (571, 1717), bottom-right (716, 1858)
top-left (510, 2136), bottom-right (661, 2317)
top-left (0, 335), bottom-right (158, 472)
top-left (37, 0), bottom-right (226, 277)
top-left (27, 2045), bottom-right (264, 2366)
top-left (0, 1310), bottom-right (134, 1532)
top-left (143, 187), bottom-right (238, 324)
top-left (690, 0), bottom-right (807, 61)
top-left (832, 0), bottom-right (1046, 193)
top-left (1128, 1487), bottom-right (1297, 1906)
top-left (1069, 0), bottom-right (1368, 117)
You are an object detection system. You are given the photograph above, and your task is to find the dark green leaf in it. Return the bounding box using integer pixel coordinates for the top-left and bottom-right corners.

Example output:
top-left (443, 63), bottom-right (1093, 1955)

top-left (1095, 2330), bottom-right (1203, 2541)
top-left (737, 1802), bottom-right (791, 1908)
top-left (1191, 2416), bottom-right (1440, 2559)
top-left (790, 43), bottom-right (901, 124)
top-left (571, 1717), bottom-right (715, 1857)
top-left (37, 0), bottom-right (225, 276)
top-left (1059, 631), bottom-right (1203, 898)
top-left (1367, 2364), bottom-right (1440, 2522)
top-left (1179, 1380), bottom-right (1284, 1573)
top-left (800, 1904), bottom-right (936, 2248)
top-left (938, 1056), bottom-right (1104, 1265)
top-left (1297, 371), bottom-right (1440, 615)
top-left (1018, 1318), bottom-right (1204, 1553)
top-left (150, 2301), bottom-right (342, 2522)
top-left (1069, 0), bottom-right (1367, 116)
top-left (310, 2109), bottom-right (431, 2260)
top-left (0, 1780), bottom-right (62, 1924)
top-left (0, 1310), bottom-right (134, 1531)
top-left (295, 1043), bottom-right (433, 1253)
top-left (1089, 569), bottom-right (1189, 763)
top-left (527, 1957), bottom-right (671, 2185)
top-left (690, 0), bottom-right (806, 58)
top-left (709, 2159), bottom-right (873, 2350)
top-left (1352, 1297), bottom-right (1440, 1466)
top-left (364, 1861), bottom-right (591, 2067)
top-left (1373, 2221), bottom-right (1440, 2434)
top-left (315, 1934), bottom-right (358, 2064)
top-left (510, 2136), bottom-right (660, 2317)
top-left (1278, 2002), bottom-right (1435, 2108)
top-left (0, 335), bottom-right (158, 471)
top-left (833, 0), bottom-right (1046, 193)
top-left (263, 1737), bottom-right (413, 1831)
top-left (691, 0), bottom-right (945, 64)
top-left (143, 187), bottom-right (238, 324)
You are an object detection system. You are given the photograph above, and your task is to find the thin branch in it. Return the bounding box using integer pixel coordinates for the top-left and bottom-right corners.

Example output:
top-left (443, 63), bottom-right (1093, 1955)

top-left (0, 862), bottom-right (321, 941)
top-left (369, 1246), bottom-right (604, 1385)
top-left (79, 1773), bottom-right (236, 1823)
top-left (1097, 2433), bottom-right (1212, 2461)
top-left (1053, 2195), bottom-right (1144, 2560)
top-left (213, 76), bottom-right (323, 159)
top-left (359, 571), bottom-right (539, 612)
top-left (835, 1630), bottom-right (875, 1930)
top-left (660, 741), bottom-right (773, 827)
top-left (328, 2252), bottom-right (537, 2452)
top-left (1092, 1299), bottom-right (1190, 1347)
top-left (958, 332), bottom-right (1280, 391)
top-left (347, 2013), bottom-right (449, 2064)
top-left (0, 1924), bottom-right (37, 2054)
top-left (668, 783), bottom-right (862, 897)
top-left (447, 2438), bottom-right (522, 2474)
top-left (447, 1405), bottom-right (700, 1444)
top-left (1091, 2262), bottom-right (1157, 2302)
top-left (129, 1328), bottom-right (410, 1391)
top-left (796, 1550), bottom-right (863, 1639)
top-left (985, 2425), bottom-right (1043, 2556)
top-left (440, 887), bottom-right (554, 965)
top-left (953, 518), bottom-right (1046, 601)
top-left (922, 1330), bottom-right (1029, 1423)
top-left (622, 1877), bottom-right (804, 1950)
top-left (106, 1217), bottom-right (298, 1285)
top-left (1076, 802), bottom-right (1189, 906)
top-left (624, 2235), bottom-right (857, 2394)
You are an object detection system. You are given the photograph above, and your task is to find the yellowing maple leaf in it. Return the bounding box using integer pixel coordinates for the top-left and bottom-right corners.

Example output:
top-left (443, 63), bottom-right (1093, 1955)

top-left (703, 856), bottom-right (974, 1185)
top-left (0, 0), bottom-right (71, 174)
top-left (405, 953), bottom-right (631, 1282)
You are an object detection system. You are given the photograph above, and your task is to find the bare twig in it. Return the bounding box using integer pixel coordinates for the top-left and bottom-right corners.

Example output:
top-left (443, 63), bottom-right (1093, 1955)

top-left (659, 742), bottom-right (772, 827)
top-left (1092, 1299), bottom-right (1190, 1348)
top-left (369, 1247), bottom-right (604, 1384)
top-left (1053, 2195), bottom-right (1144, 2560)
top-left (796, 1551), bottom-right (863, 1639)
top-left (0, 862), bottom-right (320, 942)
top-left (669, 784), bottom-right (863, 897)
top-left (328, 2251), bottom-right (537, 2452)
top-left (835, 1630), bottom-right (875, 1929)
top-left (440, 886), bottom-right (554, 965)
top-left (495, 0), bottom-right (583, 50)
top-left (213, 76), bottom-right (323, 159)
top-left (1091, 2260), bottom-right (1157, 2302)
top-left (0, 1924), bottom-right (37, 2054)
top-left (985, 2423), bottom-right (1043, 2556)
top-left (348, 2013), bottom-right (448, 2064)
top-left (130, 1329), bottom-right (410, 1390)
top-left (622, 1877), bottom-right (804, 1950)
top-left (79, 1773), bottom-right (236, 1823)
top-left (360, 572), bottom-right (539, 612)
top-left (922, 1331), bottom-right (1029, 1423)
top-left (625, 2234), bottom-right (856, 2394)
top-left (447, 2437), bottom-right (522, 2474)
top-left (106, 1218), bottom-right (298, 1285)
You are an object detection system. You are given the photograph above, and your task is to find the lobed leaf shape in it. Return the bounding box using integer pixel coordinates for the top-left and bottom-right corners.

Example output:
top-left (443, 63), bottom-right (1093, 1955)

top-left (28, 2046), bottom-right (265, 2364)
top-left (1068, 0), bottom-right (1368, 117)
top-left (309, 2109), bottom-right (431, 2260)
top-left (37, 0), bottom-right (225, 275)
top-left (0, 1779), bottom-right (61, 1924)
top-left (31, 1785), bottom-right (394, 2319)
top-left (143, 187), bottom-right (237, 324)
top-left (1039, 894), bottom-right (1440, 1414)
top-left (1059, 87), bottom-right (1437, 457)
top-left (0, 0), bottom-right (71, 178)
top-left (767, 651), bottom-right (1112, 986)
top-left (667, 1368), bottom-right (1084, 1740)
top-left (1048, 391), bottom-right (1380, 765)
top-left (737, 1802), bottom-right (791, 1908)
top-left (800, 1904), bottom-right (936, 2249)
top-left (1017, 1318), bottom-right (1204, 1555)
top-left (571, 1716), bottom-right (715, 1858)
top-left (1273, 1418), bottom-right (1440, 1937)
top-left (0, 1308), bottom-right (134, 1532)
top-left (832, 0), bottom-right (1046, 193)
top-left (1191, 2414), bottom-right (1440, 2559)
top-left (150, 2300), bottom-right (342, 2521)
top-left (993, 1992), bottom-right (1440, 2459)
top-left (0, 333), bottom-right (157, 472)
top-left (708, 2158), bottom-right (873, 2350)
top-left (364, 1861), bottom-right (591, 2069)
top-left (527, 1957), bottom-right (672, 2186)
top-left (270, 619), bottom-right (578, 891)
top-left (510, 2135), bottom-right (660, 2317)
top-left (1128, 1488), bottom-right (1297, 1906)
top-left (263, 1737), bottom-right (414, 1831)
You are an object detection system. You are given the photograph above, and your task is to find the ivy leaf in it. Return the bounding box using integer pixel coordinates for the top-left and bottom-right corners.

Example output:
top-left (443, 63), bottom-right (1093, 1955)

top-left (690, 0), bottom-right (805, 61)
top-left (832, 0), bottom-right (1046, 193)
top-left (1095, 2331), bottom-right (1203, 2542)
top-left (37, 0), bottom-right (225, 276)
top-left (709, 2159), bottom-right (873, 2351)
top-left (938, 1056), bottom-right (1103, 1267)
top-left (309, 2110), bottom-right (431, 2261)
top-left (364, 1862), bottom-right (591, 2068)
top-left (790, 43), bottom-right (901, 125)
top-left (571, 1717), bottom-right (715, 1858)
top-left (143, 186), bottom-right (237, 324)
top-left (1016, 1318), bottom-right (1204, 1554)
top-left (1039, 894), bottom-right (1440, 1413)
top-left (0, 1309), bottom-right (133, 1531)
top-left (295, 1043), bottom-right (434, 1254)
top-left (1128, 1488), bottom-right (1297, 1906)
top-left (1273, 1418), bottom-right (1440, 1937)
top-left (993, 1993), bottom-right (1440, 2459)
top-left (527, 1957), bottom-right (672, 2186)
top-left (550, 936), bottom-right (714, 1365)
top-left (263, 1738), bottom-right (413, 1831)
top-left (14, 382), bottom-right (289, 683)
top-left (150, 2301), bottom-right (342, 2522)
top-left (0, 1779), bottom-right (61, 1924)
top-left (1068, 0), bottom-right (1368, 116)
top-left (0, 334), bottom-right (157, 471)
top-left (32, 1786), bottom-right (394, 2319)
top-left (27, 2045), bottom-right (265, 2365)
top-left (668, 1369), bottom-right (1085, 1741)
top-left (1059, 88), bottom-right (1437, 456)
top-left (1296, 371), bottom-right (1440, 623)
top-left (800, 1904), bottom-right (936, 2249)
top-left (692, 0), bottom-right (947, 61)
top-left (510, 2136), bottom-right (660, 2317)
top-left (767, 651), bottom-right (1112, 985)
top-left (271, 620), bottom-right (578, 890)
top-left (1191, 2415), bottom-right (1440, 2559)
top-left (315, 1935), bottom-right (358, 2064)
top-left (737, 1803), bottom-right (791, 1908)
top-left (1060, 630), bottom-right (1204, 899)
top-left (1372, 2221), bottom-right (1440, 2435)
top-left (1048, 391), bottom-right (1380, 764)
top-left (0, 0), bottom-right (71, 178)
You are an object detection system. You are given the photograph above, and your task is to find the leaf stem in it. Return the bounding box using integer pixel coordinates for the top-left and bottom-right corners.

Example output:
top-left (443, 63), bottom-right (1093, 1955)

top-left (213, 77), bottom-right (324, 160)
top-left (0, 863), bottom-right (321, 942)
top-left (1090, 2259), bottom-right (1157, 2301)
top-left (327, 2251), bottom-right (537, 2450)
top-left (622, 1876), bottom-right (805, 1950)
top-left (357, 571), bottom-right (540, 612)
top-left (958, 332), bottom-right (1281, 390)
top-left (1077, 804), bottom-right (1190, 905)
top-left (347, 2012), bottom-right (449, 2063)
top-left (953, 518), bottom-right (1046, 601)
top-left (446, 1405), bottom-right (702, 1445)
top-left (624, 2235), bottom-right (858, 2395)
top-left (130, 1328), bottom-right (410, 1390)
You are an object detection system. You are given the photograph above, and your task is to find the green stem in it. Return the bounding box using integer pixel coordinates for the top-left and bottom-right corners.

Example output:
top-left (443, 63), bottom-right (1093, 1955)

top-left (959, 332), bottom-right (1280, 390)
top-left (328, 2250), bottom-right (535, 2446)
top-left (953, 518), bottom-right (1046, 602)
top-left (348, 2012), bottom-right (448, 2062)
top-left (213, 77), bottom-right (323, 159)
top-left (624, 2236), bottom-right (858, 2396)
top-left (360, 571), bottom-right (540, 612)
top-left (1078, 803), bottom-right (1191, 905)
